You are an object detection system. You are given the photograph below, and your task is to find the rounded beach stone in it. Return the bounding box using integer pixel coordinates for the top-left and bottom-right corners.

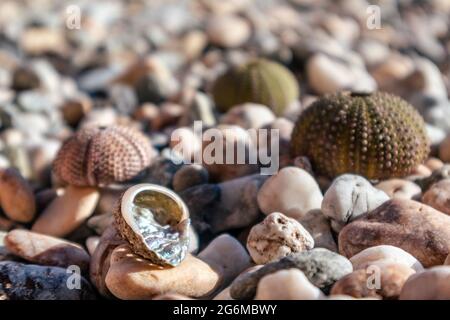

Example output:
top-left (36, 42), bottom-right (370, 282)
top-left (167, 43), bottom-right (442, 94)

top-left (415, 164), bottom-right (450, 191)
top-left (246, 212), bottom-right (314, 264)
top-left (339, 199), bottom-right (450, 267)
top-left (172, 164), bottom-right (209, 192)
top-left (201, 125), bottom-right (259, 182)
top-left (257, 167), bottom-right (323, 220)
top-left (198, 234), bottom-right (252, 292)
top-left (86, 236), bottom-right (100, 256)
top-left (375, 179), bottom-right (421, 200)
top-left (206, 15), bottom-right (251, 48)
top-left (32, 186), bottom-right (100, 237)
top-left (230, 248), bottom-right (352, 300)
top-left (89, 226), bottom-right (126, 298)
top-left (255, 269), bottom-right (323, 300)
top-left (219, 103), bottom-right (276, 129)
top-left (105, 244), bottom-right (220, 299)
top-left (425, 157), bottom-right (444, 171)
top-left (297, 209), bottom-right (337, 252)
top-left (400, 266), bottom-right (450, 300)
top-left (422, 179), bottom-right (450, 215)
top-left (0, 168), bottom-right (36, 223)
top-left (0, 261), bottom-right (95, 300)
top-left (322, 174), bottom-right (389, 232)
top-left (349, 245), bottom-right (423, 272)
top-left (330, 263), bottom-right (415, 299)
top-left (4, 229), bottom-right (90, 272)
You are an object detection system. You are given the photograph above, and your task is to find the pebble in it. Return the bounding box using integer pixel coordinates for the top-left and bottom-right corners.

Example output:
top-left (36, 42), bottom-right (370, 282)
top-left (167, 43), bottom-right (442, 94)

top-left (213, 286), bottom-right (233, 300)
top-left (198, 234), bottom-right (252, 294)
top-left (415, 164), bottom-right (450, 192)
top-left (322, 174), bottom-right (389, 232)
top-left (400, 266), bottom-right (450, 300)
top-left (211, 174), bottom-right (267, 233)
top-left (257, 167), bottom-right (323, 220)
top-left (105, 244), bottom-right (220, 299)
top-left (0, 168), bottom-right (36, 223)
top-left (89, 226), bottom-right (126, 298)
top-left (306, 53), bottom-right (376, 95)
top-left (349, 245), bottom-right (423, 272)
top-left (219, 103), bottom-right (276, 129)
top-left (422, 179), bottom-right (450, 215)
top-left (425, 158), bottom-right (444, 171)
top-left (4, 229), bottom-right (90, 272)
top-left (202, 125), bottom-right (259, 182)
top-left (143, 156), bottom-right (182, 188)
top-left (0, 261), bottom-right (95, 300)
top-left (246, 212), bottom-right (314, 264)
top-left (298, 209), bottom-right (337, 252)
top-left (12, 66), bottom-right (40, 91)
top-left (32, 186), bottom-right (100, 237)
top-left (172, 164), bottom-right (209, 192)
top-left (181, 174), bottom-right (265, 234)
top-left (339, 199), bottom-right (450, 267)
top-left (153, 293), bottom-right (194, 300)
top-left (439, 135), bottom-right (450, 162)
top-left (87, 213), bottom-right (114, 235)
top-left (206, 15), bottom-right (251, 48)
top-left (375, 179), bottom-right (421, 200)
top-left (230, 248), bottom-right (352, 299)
top-left (169, 127), bottom-right (202, 163)
top-left (330, 264), bottom-right (415, 299)
top-left (86, 236), bottom-right (100, 256)
top-left (0, 231), bottom-right (11, 262)
top-left (255, 269), bottom-right (324, 300)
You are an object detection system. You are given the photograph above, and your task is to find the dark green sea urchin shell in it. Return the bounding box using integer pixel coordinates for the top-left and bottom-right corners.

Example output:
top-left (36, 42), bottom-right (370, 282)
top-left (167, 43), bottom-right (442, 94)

top-left (211, 58), bottom-right (299, 116)
top-left (290, 92), bottom-right (430, 180)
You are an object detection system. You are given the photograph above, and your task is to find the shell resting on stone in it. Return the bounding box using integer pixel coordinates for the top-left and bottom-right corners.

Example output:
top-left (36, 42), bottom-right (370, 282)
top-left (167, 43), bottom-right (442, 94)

top-left (113, 184), bottom-right (190, 267)
top-left (53, 126), bottom-right (155, 187)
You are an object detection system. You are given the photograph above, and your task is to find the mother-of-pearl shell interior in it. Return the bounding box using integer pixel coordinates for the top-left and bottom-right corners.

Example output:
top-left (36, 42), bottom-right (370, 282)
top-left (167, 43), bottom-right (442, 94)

top-left (122, 184), bottom-right (190, 266)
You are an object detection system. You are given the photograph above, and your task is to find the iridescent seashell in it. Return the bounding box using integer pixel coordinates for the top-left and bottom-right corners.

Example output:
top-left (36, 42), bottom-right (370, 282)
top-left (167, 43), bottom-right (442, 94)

top-left (113, 184), bottom-right (190, 267)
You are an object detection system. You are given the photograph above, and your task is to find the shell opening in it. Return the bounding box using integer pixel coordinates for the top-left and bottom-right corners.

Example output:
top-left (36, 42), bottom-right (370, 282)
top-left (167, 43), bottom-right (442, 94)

top-left (121, 184), bottom-right (190, 266)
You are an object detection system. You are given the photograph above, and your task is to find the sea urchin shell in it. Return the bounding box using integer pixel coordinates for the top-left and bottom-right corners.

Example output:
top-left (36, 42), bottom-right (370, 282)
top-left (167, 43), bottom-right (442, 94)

top-left (53, 126), bottom-right (155, 187)
top-left (211, 58), bottom-right (299, 116)
top-left (113, 184), bottom-right (190, 267)
top-left (290, 91), bottom-right (430, 180)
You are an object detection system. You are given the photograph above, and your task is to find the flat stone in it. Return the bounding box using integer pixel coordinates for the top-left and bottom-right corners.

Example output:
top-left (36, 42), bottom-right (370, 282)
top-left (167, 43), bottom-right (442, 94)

top-left (331, 263), bottom-right (415, 299)
top-left (339, 199), bottom-right (450, 267)
top-left (298, 209), bottom-right (337, 252)
top-left (349, 245), bottom-right (423, 272)
top-left (375, 179), bottom-right (421, 200)
top-left (105, 244), bottom-right (220, 299)
top-left (0, 261), bottom-right (95, 300)
top-left (255, 269), bottom-right (324, 300)
top-left (4, 229), bottom-right (90, 272)
top-left (230, 248), bottom-right (352, 299)
top-left (400, 266), bottom-right (450, 300)
top-left (422, 179), bottom-right (450, 215)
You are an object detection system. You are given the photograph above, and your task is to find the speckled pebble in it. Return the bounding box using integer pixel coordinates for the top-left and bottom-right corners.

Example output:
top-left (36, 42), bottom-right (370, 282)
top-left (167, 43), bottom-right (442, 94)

top-left (247, 212), bottom-right (314, 264)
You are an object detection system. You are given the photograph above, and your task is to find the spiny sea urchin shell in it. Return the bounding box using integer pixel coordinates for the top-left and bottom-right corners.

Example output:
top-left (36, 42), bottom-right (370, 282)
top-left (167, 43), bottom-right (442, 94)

top-left (290, 91), bottom-right (430, 180)
top-left (211, 58), bottom-right (299, 116)
top-left (113, 184), bottom-right (190, 266)
top-left (53, 126), bottom-right (155, 187)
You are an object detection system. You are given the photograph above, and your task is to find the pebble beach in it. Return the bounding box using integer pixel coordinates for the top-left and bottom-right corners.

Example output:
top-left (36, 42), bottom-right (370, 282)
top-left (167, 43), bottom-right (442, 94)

top-left (1, 0), bottom-right (450, 301)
